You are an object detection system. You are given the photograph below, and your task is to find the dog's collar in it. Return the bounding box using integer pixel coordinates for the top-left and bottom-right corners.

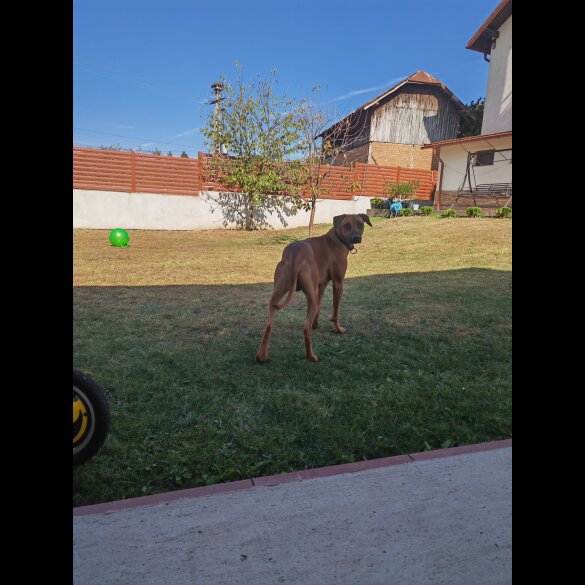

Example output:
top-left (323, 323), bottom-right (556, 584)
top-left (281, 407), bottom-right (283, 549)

top-left (330, 229), bottom-right (355, 253)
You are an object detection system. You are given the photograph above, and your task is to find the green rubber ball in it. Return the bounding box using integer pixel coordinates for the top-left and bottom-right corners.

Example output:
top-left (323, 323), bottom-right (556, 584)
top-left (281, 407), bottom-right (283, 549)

top-left (109, 228), bottom-right (130, 247)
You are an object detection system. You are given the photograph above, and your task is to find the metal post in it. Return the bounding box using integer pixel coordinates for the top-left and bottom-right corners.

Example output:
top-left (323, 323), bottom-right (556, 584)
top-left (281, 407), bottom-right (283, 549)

top-left (210, 81), bottom-right (225, 154)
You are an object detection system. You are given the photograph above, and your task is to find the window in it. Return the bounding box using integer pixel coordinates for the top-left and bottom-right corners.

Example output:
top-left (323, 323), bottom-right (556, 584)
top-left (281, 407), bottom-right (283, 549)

top-left (475, 150), bottom-right (495, 166)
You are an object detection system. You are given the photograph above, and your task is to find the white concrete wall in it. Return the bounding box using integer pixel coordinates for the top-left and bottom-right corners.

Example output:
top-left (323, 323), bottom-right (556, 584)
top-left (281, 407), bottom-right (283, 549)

top-left (481, 15), bottom-right (512, 135)
top-left (439, 136), bottom-right (512, 191)
top-left (73, 189), bottom-right (372, 230)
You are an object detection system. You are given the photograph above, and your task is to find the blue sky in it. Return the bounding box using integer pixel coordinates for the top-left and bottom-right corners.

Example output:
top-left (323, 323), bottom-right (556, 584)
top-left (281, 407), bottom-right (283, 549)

top-left (73, 0), bottom-right (496, 157)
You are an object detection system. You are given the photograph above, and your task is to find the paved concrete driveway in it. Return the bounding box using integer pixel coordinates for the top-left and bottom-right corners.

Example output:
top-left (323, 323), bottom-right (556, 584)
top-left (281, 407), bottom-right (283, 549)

top-left (74, 444), bottom-right (511, 584)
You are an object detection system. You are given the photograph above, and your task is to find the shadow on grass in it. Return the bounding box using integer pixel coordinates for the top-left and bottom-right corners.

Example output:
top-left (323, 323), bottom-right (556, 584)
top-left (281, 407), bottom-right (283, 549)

top-left (73, 268), bottom-right (511, 506)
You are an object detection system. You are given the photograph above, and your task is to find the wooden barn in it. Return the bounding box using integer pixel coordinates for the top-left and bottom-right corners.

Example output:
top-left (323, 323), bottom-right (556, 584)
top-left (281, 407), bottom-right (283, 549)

top-left (320, 71), bottom-right (473, 170)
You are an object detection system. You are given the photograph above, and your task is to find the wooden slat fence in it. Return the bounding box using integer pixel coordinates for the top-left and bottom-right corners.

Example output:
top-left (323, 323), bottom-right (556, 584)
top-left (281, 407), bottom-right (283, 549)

top-left (200, 153), bottom-right (437, 200)
top-left (73, 147), bottom-right (201, 196)
top-left (73, 147), bottom-right (436, 200)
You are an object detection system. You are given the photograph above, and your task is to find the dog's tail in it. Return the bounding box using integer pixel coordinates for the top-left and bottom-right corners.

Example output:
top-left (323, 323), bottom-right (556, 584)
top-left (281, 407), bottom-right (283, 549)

top-left (273, 257), bottom-right (299, 310)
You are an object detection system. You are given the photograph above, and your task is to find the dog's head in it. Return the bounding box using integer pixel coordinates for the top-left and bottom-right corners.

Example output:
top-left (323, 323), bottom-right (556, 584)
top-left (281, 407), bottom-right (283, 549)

top-left (333, 214), bottom-right (372, 245)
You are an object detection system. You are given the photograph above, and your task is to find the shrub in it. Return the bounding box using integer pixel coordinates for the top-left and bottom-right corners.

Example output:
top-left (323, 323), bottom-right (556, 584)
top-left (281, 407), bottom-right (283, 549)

top-left (441, 209), bottom-right (457, 218)
top-left (370, 197), bottom-right (385, 209)
top-left (383, 180), bottom-right (420, 200)
top-left (465, 207), bottom-right (482, 218)
top-left (399, 208), bottom-right (414, 216)
top-left (495, 206), bottom-right (512, 218)
top-left (420, 206), bottom-right (434, 216)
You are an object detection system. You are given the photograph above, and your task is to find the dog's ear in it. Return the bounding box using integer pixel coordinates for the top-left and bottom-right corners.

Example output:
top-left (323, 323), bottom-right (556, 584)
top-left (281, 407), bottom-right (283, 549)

top-left (359, 213), bottom-right (373, 227)
top-left (333, 214), bottom-right (346, 230)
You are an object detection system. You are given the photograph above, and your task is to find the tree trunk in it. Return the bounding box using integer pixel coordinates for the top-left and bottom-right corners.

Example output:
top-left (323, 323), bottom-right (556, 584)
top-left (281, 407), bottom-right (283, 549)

top-left (308, 198), bottom-right (316, 237)
top-left (245, 195), bottom-right (254, 231)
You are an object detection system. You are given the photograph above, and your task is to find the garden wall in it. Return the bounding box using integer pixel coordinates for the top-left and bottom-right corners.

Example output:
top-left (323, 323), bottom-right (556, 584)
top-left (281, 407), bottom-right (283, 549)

top-left (73, 189), bottom-right (371, 231)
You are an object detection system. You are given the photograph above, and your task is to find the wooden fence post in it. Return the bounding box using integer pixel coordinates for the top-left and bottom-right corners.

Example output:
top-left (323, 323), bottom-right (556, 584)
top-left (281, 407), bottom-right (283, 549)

top-left (198, 152), bottom-right (205, 192)
top-left (357, 162), bottom-right (366, 195)
top-left (131, 151), bottom-right (137, 192)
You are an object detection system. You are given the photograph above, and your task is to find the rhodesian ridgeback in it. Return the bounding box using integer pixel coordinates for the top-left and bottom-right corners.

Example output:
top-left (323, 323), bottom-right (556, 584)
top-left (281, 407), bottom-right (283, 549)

top-left (256, 213), bottom-right (372, 363)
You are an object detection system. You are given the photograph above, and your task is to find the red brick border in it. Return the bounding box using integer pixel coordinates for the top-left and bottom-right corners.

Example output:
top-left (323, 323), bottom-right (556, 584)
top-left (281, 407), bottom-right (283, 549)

top-left (74, 439), bottom-right (511, 517)
top-left (73, 479), bottom-right (254, 517)
top-left (298, 454), bottom-right (413, 480)
top-left (409, 439), bottom-right (512, 461)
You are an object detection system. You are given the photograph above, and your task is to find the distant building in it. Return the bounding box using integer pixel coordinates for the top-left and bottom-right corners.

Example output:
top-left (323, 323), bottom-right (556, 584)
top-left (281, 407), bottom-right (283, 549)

top-left (320, 71), bottom-right (473, 171)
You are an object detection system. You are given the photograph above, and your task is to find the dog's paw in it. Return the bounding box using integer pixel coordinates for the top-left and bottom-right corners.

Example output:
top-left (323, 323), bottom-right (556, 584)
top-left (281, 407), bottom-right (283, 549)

top-left (307, 353), bottom-right (319, 362)
top-left (255, 353), bottom-right (268, 364)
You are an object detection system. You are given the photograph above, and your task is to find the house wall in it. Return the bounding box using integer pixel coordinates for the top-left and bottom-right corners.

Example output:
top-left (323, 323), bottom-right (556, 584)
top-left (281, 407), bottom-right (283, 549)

top-left (369, 142), bottom-right (435, 170)
top-left (370, 86), bottom-right (461, 145)
top-left (73, 189), bottom-right (371, 231)
top-left (437, 135), bottom-right (512, 192)
top-left (482, 15), bottom-right (512, 134)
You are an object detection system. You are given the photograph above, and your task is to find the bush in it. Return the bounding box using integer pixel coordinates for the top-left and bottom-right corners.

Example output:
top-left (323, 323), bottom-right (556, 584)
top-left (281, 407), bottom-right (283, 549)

top-left (441, 209), bottom-right (457, 218)
top-left (465, 207), bottom-right (482, 218)
top-left (383, 180), bottom-right (420, 200)
top-left (399, 208), bottom-right (413, 216)
top-left (420, 206), bottom-right (434, 216)
top-left (495, 206), bottom-right (512, 218)
top-left (370, 197), bottom-right (385, 209)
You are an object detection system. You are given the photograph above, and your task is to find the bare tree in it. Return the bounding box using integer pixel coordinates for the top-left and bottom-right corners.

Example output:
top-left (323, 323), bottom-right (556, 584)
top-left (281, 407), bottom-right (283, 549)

top-left (295, 96), bottom-right (367, 236)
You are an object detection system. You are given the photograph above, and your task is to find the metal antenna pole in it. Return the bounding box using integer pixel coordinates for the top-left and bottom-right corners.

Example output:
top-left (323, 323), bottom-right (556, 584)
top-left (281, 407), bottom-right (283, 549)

top-left (210, 81), bottom-right (225, 154)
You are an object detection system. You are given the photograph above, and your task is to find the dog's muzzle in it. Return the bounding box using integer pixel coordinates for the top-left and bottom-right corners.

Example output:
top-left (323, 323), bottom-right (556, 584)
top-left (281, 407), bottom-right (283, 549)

top-left (350, 234), bottom-right (362, 244)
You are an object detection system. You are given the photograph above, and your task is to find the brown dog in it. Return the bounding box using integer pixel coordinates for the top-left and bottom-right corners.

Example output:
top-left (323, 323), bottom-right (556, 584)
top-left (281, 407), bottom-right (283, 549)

top-left (256, 213), bottom-right (372, 363)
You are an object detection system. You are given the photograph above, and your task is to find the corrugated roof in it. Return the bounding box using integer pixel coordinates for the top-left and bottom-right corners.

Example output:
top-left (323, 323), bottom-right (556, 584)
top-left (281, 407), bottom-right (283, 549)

top-left (466, 0), bottom-right (512, 55)
top-left (420, 130), bottom-right (512, 149)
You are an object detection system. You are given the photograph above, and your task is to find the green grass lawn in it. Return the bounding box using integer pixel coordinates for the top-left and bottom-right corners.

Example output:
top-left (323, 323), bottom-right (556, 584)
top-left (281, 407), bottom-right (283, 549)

top-left (73, 216), bottom-right (511, 506)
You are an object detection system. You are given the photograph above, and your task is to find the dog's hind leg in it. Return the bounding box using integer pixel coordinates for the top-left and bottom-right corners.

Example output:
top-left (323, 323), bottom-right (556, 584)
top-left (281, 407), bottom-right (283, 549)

top-left (312, 282), bottom-right (326, 329)
top-left (256, 303), bottom-right (277, 363)
top-left (303, 286), bottom-right (320, 362)
top-left (256, 262), bottom-right (291, 363)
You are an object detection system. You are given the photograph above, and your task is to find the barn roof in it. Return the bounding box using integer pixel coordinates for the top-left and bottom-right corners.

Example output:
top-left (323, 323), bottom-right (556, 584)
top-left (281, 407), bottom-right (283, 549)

top-left (466, 0), bottom-right (512, 55)
top-left (361, 71), bottom-right (466, 112)
top-left (320, 71), bottom-right (473, 138)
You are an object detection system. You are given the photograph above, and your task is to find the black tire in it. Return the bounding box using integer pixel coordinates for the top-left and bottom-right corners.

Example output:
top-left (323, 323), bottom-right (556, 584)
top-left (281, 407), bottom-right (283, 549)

top-left (73, 370), bottom-right (110, 466)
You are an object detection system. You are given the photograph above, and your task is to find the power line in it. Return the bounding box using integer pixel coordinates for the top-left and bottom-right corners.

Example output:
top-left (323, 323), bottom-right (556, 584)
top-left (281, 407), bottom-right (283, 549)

top-left (73, 126), bottom-right (201, 149)
top-left (73, 58), bottom-right (204, 104)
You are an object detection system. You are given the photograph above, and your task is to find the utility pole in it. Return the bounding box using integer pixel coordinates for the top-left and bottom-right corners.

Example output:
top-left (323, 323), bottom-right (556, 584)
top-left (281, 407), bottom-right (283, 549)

top-left (210, 81), bottom-right (225, 154)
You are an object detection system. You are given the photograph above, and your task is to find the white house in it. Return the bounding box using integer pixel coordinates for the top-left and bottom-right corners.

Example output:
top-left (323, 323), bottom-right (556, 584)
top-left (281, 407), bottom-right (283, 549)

top-left (422, 0), bottom-right (512, 211)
